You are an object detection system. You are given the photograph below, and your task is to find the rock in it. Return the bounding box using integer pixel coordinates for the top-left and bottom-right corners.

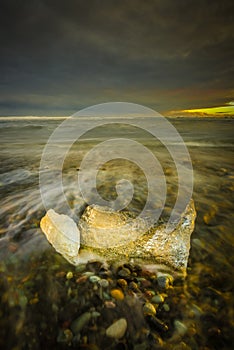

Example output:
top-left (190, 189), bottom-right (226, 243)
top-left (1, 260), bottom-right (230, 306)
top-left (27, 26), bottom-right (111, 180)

top-left (174, 320), bottom-right (188, 336)
top-left (106, 318), bottom-right (127, 339)
top-left (98, 279), bottom-right (109, 288)
top-left (117, 279), bottom-right (128, 288)
top-left (157, 275), bottom-right (173, 289)
top-left (71, 312), bottom-right (91, 334)
top-left (66, 271), bottom-right (73, 280)
top-left (128, 281), bottom-right (139, 291)
top-left (110, 289), bottom-right (124, 300)
top-left (89, 275), bottom-right (101, 283)
top-left (151, 294), bottom-right (165, 304)
top-left (76, 275), bottom-right (88, 284)
top-left (117, 267), bottom-right (131, 278)
top-left (82, 271), bottom-right (95, 277)
top-left (143, 302), bottom-right (157, 316)
top-left (104, 301), bottom-right (116, 308)
top-left (40, 209), bottom-right (80, 265)
top-left (163, 303), bottom-right (170, 312)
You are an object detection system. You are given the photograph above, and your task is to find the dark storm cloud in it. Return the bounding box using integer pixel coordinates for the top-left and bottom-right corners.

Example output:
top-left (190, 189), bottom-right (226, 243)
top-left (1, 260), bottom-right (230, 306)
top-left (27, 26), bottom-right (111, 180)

top-left (0, 0), bottom-right (233, 114)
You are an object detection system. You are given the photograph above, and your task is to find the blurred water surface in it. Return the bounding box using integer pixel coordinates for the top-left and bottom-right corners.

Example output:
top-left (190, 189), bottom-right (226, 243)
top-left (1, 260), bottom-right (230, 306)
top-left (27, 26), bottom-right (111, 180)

top-left (0, 117), bottom-right (233, 349)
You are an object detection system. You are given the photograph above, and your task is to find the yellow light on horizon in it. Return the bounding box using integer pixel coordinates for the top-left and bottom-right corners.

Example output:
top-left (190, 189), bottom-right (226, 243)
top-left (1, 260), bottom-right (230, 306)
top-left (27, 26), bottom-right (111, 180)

top-left (181, 104), bottom-right (234, 117)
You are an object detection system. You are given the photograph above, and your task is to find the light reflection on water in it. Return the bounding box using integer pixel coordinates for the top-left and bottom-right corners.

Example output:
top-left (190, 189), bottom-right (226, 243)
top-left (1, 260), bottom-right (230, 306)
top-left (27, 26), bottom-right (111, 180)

top-left (0, 117), bottom-right (233, 349)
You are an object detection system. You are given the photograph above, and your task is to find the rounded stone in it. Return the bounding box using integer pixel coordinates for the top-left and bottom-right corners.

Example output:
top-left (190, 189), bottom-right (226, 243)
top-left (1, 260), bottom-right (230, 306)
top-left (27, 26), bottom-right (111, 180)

top-left (110, 289), bottom-right (124, 300)
top-left (71, 312), bottom-right (91, 334)
top-left (163, 303), bottom-right (170, 312)
top-left (66, 271), bottom-right (73, 280)
top-left (117, 267), bottom-right (131, 278)
top-left (106, 318), bottom-right (127, 339)
top-left (157, 275), bottom-right (173, 289)
top-left (151, 294), bottom-right (165, 304)
top-left (174, 320), bottom-right (188, 336)
top-left (129, 281), bottom-right (139, 291)
top-left (89, 275), bottom-right (101, 283)
top-left (143, 302), bottom-right (157, 316)
top-left (98, 279), bottom-right (109, 288)
top-left (117, 279), bottom-right (128, 288)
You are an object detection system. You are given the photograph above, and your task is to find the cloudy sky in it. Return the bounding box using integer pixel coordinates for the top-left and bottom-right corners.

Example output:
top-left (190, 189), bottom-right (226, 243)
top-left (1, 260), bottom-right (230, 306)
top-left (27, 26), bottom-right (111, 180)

top-left (0, 0), bottom-right (233, 116)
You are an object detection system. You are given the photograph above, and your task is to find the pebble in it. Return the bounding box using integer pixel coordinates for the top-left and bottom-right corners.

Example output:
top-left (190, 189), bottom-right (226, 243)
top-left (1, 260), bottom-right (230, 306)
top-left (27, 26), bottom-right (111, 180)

top-left (163, 303), bottom-right (170, 312)
top-left (110, 289), bottom-right (124, 300)
top-left (140, 279), bottom-right (152, 288)
top-left (144, 290), bottom-right (154, 298)
top-left (89, 275), bottom-right (101, 283)
top-left (66, 271), bottom-right (73, 280)
top-left (143, 302), bottom-right (157, 316)
top-left (106, 318), bottom-right (127, 339)
top-left (129, 281), bottom-right (139, 291)
top-left (174, 320), bottom-right (188, 336)
top-left (76, 275), bottom-right (88, 284)
top-left (103, 292), bottom-right (111, 300)
top-left (117, 267), bottom-right (131, 278)
top-left (117, 278), bottom-right (128, 288)
top-left (71, 312), bottom-right (91, 334)
top-left (104, 301), bottom-right (116, 308)
top-left (82, 271), bottom-right (95, 277)
top-left (151, 294), bottom-right (165, 304)
top-left (98, 278), bottom-right (109, 288)
top-left (157, 275), bottom-right (173, 289)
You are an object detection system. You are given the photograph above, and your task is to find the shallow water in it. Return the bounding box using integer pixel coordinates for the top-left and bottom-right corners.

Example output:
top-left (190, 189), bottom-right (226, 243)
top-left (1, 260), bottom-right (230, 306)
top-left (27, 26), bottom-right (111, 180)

top-left (0, 117), bottom-right (233, 349)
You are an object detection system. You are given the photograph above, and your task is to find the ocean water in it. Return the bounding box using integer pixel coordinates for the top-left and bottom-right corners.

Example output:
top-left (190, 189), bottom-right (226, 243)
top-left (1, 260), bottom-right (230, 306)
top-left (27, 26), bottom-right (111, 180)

top-left (0, 116), bottom-right (233, 349)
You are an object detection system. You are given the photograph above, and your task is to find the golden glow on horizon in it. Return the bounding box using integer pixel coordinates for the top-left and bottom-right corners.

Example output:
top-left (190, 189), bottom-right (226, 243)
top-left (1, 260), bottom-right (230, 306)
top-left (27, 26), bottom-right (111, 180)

top-left (182, 105), bottom-right (234, 115)
top-left (168, 102), bottom-right (234, 117)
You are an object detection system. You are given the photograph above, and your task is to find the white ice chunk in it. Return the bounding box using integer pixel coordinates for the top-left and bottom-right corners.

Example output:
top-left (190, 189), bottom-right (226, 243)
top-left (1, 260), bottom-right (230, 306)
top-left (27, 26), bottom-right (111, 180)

top-left (40, 209), bottom-right (80, 265)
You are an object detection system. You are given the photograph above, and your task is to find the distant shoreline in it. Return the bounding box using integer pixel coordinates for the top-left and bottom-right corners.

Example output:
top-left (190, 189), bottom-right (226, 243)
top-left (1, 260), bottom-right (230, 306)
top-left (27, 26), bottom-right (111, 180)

top-left (0, 115), bottom-right (233, 120)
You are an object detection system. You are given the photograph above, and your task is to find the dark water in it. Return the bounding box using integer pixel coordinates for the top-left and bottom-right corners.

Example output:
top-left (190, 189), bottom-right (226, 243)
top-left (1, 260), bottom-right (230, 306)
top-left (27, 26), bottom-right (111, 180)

top-left (0, 117), bottom-right (233, 349)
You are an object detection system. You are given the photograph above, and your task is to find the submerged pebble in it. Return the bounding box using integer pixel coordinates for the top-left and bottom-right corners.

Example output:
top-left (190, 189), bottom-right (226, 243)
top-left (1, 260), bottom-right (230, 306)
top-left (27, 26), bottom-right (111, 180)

top-left (71, 312), bottom-right (91, 334)
top-left (151, 294), bottom-right (165, 304)
top-left (89, 275), bottom-right (101, 283)
top-left (117, 267), bottom-right (131, 278)
top-left (110, 289), bottom-right (124, 300)
top-left (157, 275), bottom-right (173, 289)
top-left (98, 278), bottom-right (109, 288)
top-left (66, 271), bottom-right (73, 280)
top-left (117, 278), bottom-right (128, 288)
top-left (174, 320), bottom-right (188, 336)
top-left (106, 318), bottom-right (127, 339)
top-left (143, 302), bottom-right (157, 316)
top-left (104, 301), bottom-right (116, 308)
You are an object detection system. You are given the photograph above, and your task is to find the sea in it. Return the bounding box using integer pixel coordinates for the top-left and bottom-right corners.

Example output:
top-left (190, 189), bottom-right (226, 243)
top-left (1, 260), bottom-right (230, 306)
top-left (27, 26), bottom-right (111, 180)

top-left (0, 116), bottom-right (233, 349)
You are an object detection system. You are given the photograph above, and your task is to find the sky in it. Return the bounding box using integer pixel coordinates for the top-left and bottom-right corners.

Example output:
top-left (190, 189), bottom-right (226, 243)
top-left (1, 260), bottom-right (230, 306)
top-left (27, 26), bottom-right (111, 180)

top-left (0, 0), bottom-right (233, 117)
